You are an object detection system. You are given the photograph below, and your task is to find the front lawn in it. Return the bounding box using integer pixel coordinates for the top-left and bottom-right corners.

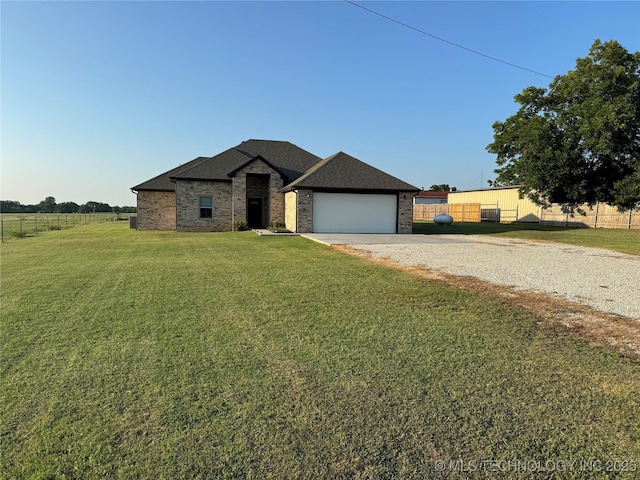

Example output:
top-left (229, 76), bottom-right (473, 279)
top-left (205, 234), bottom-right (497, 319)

top-left (2, 224), bottom-right (639, 478)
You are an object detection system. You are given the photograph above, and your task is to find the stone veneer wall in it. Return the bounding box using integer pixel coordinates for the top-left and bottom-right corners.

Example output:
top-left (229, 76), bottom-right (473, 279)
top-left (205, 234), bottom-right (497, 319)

top-left (136, 191), bottom-right (176, 230)
top-left (296, 189), bottom-right (313, 233)
top-left (397, 191), bottom-right (415, 234)
top-left (175, 180), bottom-right (232, 232)
top-left (231, 160), bottom-right (284, 226)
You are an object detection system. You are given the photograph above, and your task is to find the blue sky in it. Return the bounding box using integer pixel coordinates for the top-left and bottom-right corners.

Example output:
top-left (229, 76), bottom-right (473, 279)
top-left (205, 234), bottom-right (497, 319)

top-left (2, 1), bottom-right (639, 207)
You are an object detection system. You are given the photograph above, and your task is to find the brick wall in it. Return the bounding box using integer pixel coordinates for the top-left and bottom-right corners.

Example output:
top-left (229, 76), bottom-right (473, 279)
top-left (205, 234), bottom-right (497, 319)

top-left (296, 189), bottom-right (313, 233)
top-left (136, 191), bottom-right (176, 230)
top-left (231, 159), bottom-right (284, 226)
top-left (397, 191), bottom-right (414, 234)
top-left (175, 180), bottom-right (232, 232)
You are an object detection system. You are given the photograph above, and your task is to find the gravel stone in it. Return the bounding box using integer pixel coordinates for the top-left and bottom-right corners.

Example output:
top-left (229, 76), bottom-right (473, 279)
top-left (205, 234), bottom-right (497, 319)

top-left (347, 235), bottom-right (640, 321)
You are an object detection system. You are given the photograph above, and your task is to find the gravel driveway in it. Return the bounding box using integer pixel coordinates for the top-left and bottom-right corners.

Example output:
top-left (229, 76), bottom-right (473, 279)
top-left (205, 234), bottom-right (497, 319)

top-left (304, 234), bottom-right (640, 321)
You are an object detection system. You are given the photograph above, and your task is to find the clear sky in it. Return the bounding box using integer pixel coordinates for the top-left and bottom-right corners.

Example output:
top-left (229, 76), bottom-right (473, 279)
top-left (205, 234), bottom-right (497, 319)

top-left (2, 1), bottom-right (639, 207)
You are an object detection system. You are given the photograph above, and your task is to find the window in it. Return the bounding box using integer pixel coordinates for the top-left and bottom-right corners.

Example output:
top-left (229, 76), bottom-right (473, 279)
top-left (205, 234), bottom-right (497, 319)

top-left (200, 196), bottom-right (213, 218)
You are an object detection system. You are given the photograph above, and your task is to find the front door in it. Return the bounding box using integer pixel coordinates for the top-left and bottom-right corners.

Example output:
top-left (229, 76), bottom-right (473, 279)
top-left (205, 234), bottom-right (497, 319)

top-left (247, 198), bottom-right (263, 228)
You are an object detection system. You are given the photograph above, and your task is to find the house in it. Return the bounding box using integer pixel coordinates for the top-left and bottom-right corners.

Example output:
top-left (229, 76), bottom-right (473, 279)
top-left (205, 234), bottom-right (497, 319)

top-left (131, 139), bottom-right (419, 234)
top-left (413, 190), bottom-right (449, 205)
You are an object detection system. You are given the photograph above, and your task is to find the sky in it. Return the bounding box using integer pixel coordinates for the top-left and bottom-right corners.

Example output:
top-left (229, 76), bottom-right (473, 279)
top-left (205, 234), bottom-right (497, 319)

top-left (2, 1), bottom-right (639, 207)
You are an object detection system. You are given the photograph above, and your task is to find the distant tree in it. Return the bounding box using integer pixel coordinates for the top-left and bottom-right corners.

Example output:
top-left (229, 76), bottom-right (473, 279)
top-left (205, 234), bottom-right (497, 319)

top-left (38, 196), bottom-right (57, 213)
top-left (55, 202), bottom-right (80, 214)
top-left (1, 198), bottom-right (135, 214)
top-left (0, 200), bottom-right (34, 213)
top-left (487, 39), bottom-right (640, 210)
top-left (429, 184), bottom-right (457, 192)
top-left (79, 201), bottom-right (112, 213)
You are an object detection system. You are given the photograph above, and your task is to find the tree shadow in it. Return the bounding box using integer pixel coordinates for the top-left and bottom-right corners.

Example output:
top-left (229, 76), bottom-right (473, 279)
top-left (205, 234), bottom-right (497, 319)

top-left (412, 221), bottom-right (582, 235)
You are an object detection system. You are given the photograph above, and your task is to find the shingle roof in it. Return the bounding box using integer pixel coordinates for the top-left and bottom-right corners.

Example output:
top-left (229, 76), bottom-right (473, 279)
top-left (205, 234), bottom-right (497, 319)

top-left (281, 151), bottom-right (419, 192)
top-left (171, 140), bottom-right (322, 184)
top-left (131, 140), bottom-right (419, 193)
top-left (131, 156), bottom-right (210, 191)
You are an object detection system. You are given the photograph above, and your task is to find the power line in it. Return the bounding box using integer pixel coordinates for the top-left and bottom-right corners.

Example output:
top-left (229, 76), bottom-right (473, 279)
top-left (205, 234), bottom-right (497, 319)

top-left (344, 0), bottom-right (553, 79)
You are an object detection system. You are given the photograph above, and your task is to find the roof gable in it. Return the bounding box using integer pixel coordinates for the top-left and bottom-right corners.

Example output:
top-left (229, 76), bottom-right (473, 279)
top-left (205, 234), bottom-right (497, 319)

top-left (227, 155), bottom-right (284, 179)
top-left (283, 152), bottom-right (419, 192)
top-left (170, 139), bottom-right (322, 184)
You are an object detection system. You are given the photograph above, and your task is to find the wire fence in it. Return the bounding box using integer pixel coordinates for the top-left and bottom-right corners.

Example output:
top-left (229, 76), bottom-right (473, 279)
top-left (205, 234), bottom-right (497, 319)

top-left (0, 213), bottom-right (137, 242)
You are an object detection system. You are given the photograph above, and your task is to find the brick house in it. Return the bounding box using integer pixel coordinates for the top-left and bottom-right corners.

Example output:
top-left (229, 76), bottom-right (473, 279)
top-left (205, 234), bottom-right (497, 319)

top-left (131, 139), bottom-right (418, 234)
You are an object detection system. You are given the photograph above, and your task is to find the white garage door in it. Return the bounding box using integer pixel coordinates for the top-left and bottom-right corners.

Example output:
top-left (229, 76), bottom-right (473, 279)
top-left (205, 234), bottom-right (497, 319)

top-left (312, 192), bottom-right (397, 233)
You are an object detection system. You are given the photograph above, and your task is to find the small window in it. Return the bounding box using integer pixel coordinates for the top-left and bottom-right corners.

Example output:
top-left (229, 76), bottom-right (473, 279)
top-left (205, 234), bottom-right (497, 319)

top-left (200, 196), bottom-right (213, 218)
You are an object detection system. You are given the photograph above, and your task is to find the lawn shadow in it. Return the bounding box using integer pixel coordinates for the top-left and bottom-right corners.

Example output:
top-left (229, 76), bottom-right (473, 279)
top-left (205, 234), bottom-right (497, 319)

top-left (412, 221), bottom-right (580, 235)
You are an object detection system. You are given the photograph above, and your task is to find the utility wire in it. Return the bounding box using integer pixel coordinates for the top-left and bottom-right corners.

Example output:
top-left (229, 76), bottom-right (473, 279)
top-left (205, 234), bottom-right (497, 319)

top-left (344, 0), bottom-right (553, 79)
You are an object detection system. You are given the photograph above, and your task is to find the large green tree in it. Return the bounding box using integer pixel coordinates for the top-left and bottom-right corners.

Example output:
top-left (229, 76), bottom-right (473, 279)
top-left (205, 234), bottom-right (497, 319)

top-left (487, 39), bottom-right (640, 210)
top-left (38, 196), bottom-right (57, 213)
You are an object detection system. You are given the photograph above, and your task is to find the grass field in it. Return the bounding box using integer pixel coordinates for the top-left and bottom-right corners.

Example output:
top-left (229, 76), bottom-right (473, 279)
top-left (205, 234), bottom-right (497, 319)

top-left (2, 223), bottom-right (639, 478)
top-left (0, 213), bottom-right (133, 240)
top-left (413, 221), bottom-right (640, 255)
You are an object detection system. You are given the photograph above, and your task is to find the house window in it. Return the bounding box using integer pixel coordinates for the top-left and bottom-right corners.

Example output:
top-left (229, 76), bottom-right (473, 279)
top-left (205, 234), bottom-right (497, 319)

top-left (200, 196), bottom-right (213, 218)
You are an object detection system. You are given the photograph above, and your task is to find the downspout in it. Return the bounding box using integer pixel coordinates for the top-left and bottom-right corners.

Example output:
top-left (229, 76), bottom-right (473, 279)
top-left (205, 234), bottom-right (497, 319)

top-left (130, 190), bottom-right (138, 230)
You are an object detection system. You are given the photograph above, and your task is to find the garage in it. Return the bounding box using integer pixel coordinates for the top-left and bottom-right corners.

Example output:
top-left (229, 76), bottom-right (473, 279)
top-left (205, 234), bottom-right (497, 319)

top-left (312, 192), bottom-right (397, 233)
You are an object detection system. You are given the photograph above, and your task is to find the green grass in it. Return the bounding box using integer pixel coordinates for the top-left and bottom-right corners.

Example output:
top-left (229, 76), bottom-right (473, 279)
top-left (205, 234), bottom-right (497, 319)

top-left (2, 224), bottom-right (639, 479)
top-left (0, 213), bottom-right (130, 240)
top-left (413, 221), bottom-right (640, 255)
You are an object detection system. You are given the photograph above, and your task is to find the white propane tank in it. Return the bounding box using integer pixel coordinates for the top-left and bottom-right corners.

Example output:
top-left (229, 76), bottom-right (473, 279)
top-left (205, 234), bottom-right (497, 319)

top-left (433, 213), bottom-right (453, 226)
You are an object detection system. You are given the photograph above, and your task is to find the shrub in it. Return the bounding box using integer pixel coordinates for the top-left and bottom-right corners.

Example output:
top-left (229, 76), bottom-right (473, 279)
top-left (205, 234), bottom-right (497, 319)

top-left (267, 221), bottom-right (291, 233)
top-left (232, 221), bottom-right (249, 231)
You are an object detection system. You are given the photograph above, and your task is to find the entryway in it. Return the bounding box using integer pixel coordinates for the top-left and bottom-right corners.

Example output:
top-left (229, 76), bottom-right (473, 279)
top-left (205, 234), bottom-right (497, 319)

top-left (247, 198), bottom-right (263, 228)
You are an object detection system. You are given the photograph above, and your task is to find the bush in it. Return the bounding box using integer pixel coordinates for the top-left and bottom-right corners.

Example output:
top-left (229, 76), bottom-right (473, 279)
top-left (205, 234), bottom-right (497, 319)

top-left (267, 221), bottom-right (291, 233)
top-left (232, 221), bottom-right (249, 231)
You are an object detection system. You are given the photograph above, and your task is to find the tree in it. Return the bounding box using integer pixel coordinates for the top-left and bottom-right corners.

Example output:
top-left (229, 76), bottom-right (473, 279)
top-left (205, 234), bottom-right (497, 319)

top-left (0, 200), bottom-right (35, 213)
top-left (55, 202), bottom-right (80, 214)
top-left (38, 196), bottom-right (57, 213)
top-left (487, 39), bottom-right (640, 210)
top-left (429, 184), bottom-right (457, 192)
top-left (79, 201), bottom-right (111, 213)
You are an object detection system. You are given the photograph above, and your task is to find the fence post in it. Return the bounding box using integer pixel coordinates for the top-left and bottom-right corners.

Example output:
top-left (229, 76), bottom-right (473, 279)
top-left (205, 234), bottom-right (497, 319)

top-left (495, 203), bottom-right (499, 223)
top-left (594, 202), bottom-right (599, 228)
top-left (629, 207), bottom-right (633, 230)
top-left (515, 205), bottom-right (519, 224)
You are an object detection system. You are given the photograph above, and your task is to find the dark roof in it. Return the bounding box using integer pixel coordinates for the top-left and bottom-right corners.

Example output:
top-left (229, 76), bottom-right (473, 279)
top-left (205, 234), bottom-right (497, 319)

top-left (131, 140), bottom-right (418, 193)
top-left (282, 151), bottom-right (419, 192)
top-left (171, 140), bottom-right (322, 184)
top-left (131, 156), bottom-right (210, 191)
top-left (415, 190), bottom-right (449, 198)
